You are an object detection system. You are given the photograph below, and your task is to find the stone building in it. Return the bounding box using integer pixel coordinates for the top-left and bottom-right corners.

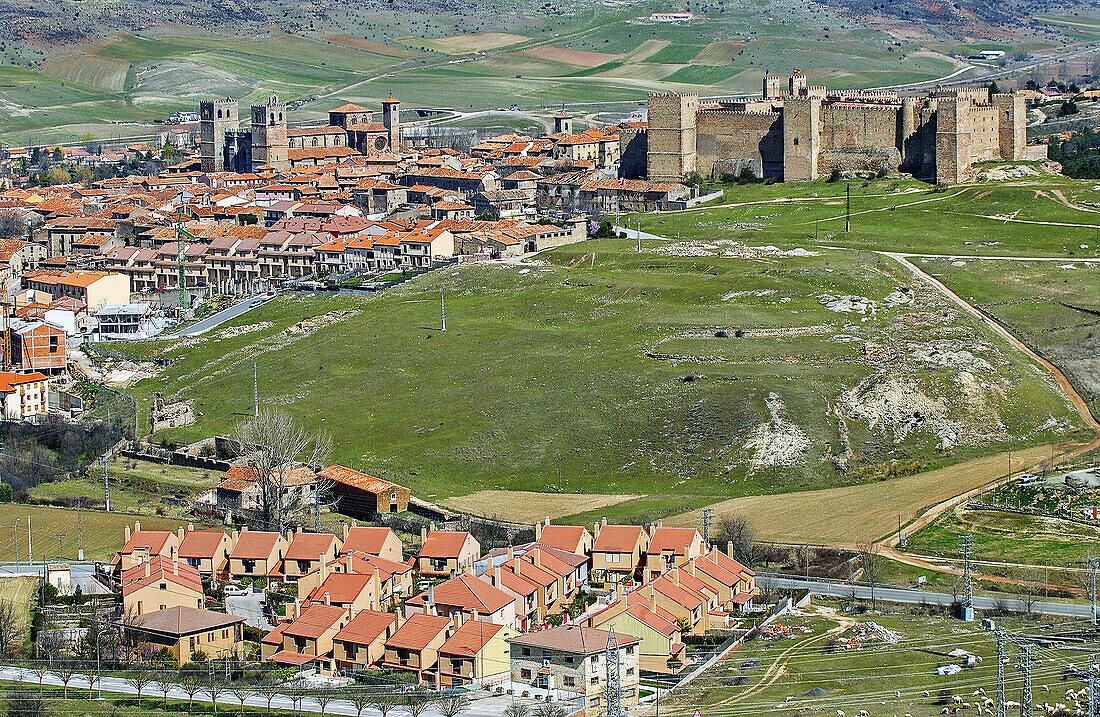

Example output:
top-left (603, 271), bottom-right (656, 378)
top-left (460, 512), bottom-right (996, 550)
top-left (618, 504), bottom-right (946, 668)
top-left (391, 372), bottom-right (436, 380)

top-left (642, 71), bottom-right (1033, 185)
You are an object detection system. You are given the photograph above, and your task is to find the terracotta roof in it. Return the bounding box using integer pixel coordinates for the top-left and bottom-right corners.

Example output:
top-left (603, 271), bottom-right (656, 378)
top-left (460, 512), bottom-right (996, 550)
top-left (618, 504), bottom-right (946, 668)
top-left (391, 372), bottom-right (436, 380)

top-left (507, 624), bottom-right (639, 654)
top-left (271, 650), bottom-right (323, 666)
top-left (128, 606), bottom-right (242, 637)
top-left (261, 621), bottom-right (289, 645)
top-left (538, 525), bottom-right (589, 554)
top-left (439, 620), bottom-right (506, 657)
top-left (308, 573), bottom-right (373, 604)
top-left (318, 464), bottom-right (404, 495)
top-left (330, 103), bottom-right (370, 113)
top-left (385, 613), bottom-right (451, 651)
top-left (119, 530), bottom-right (172, 556)
top-left (647, 527), bottom-right (701, 556)
top-left (418, 531), bottom-right (473, 559)
top-left (121, 555), bottom-right (202, 597)
top-left (229, 531), bottom-right (284, 560)
top-left (282, 603), bottom-right (348, 639)
top-left (593, 525), bottom-right (646, 553)
top-left (334, 609), bottom-right (396, 645)
top-left (411, 574), bottom-right (513, 614)
top-left (651, 573), bottom-right (704, 610)
top-left (341, 527), bottom-right (397, 556)
top-left (285, 532), bottom-right (338, 561)
top-left (624, 603), bottom-right (678, 637)
top-left (178, 530), bottom-right (227, 560)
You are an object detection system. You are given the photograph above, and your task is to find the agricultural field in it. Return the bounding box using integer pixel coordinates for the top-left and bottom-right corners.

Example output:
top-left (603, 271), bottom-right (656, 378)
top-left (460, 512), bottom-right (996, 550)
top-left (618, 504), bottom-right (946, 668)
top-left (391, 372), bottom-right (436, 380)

top-left (0, 577), bottom-right (38, 641)
top-left (0, 503), bottom-right (192, 562)
top-left (29, 457), bottom-right (217, 516)
top-left (102, 179), bottom-right (1099, 532)
top-left (666, 606), bottom-right (1095, 717)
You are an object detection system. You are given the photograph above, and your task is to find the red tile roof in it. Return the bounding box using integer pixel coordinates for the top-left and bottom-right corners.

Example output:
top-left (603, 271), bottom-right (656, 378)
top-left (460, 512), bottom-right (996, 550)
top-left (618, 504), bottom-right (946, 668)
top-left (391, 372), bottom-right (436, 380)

top-left (178, 530), bottom-right (228, 560)
top-left (308, 573), bottom-right (373, 605)
top-left (334, 609), bottom-right (395, 645)
top-left (439, 619), bottom-right (506, 657)
top-left (282, 603), bottom-right (348, 639)
top-left (285, 532), bottom-right (338, 561)
top-left (318, 464), bottom-right (404, 495)
top-left (341, 527), bottom-right (397, 557)
top-left (538, 525), bottom-right (589, 554)
top-left (593, 525), bottom-right (646, 553)
top-left (385, 613), bottom-right (451, 651)
top-left (507, 624), bottom-right (639, 654)
top-left (647, 527), bottom-right (701, 556)
top-left (418, 531), bottom-right (473, 559)
top-left (229, 531), bottom-right (284, 560)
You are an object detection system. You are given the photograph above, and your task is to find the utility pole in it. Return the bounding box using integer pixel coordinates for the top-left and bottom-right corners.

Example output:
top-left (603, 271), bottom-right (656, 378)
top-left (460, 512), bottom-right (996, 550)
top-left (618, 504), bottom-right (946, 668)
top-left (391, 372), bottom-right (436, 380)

top-left (27, 515), bottom-right (31, 564)
top-left (959, 534), bottom-right (974, 620)
top-left (314, 483), bottom-right (321, 533)
top-left (103, 455), bottom-right (111, 513)
top-left (1088, 654), bottom-right (1096, 717)
top-left (13, 519), bottom-right (18, 566)
top-left (636, 218), bottom-right (641, 252)
top-left (1090, 556), bottom-right (1098, 626)
top-left (440, 289), bottom-right (446, 332)
top-left (995, 628), bottom-right (1007, 717)
top-left (58, 533), bottom-right (64, 559)
top-left (77, 501), bottom-right (84, 561)
top-left (845, 183), bottom-right (851, 232)
top-left (701, 508), bottom-right (712, 548)
top-left (253, 362), bottom-right (259, 418)
top-left (1020, 642), bottom-right (1033, 717)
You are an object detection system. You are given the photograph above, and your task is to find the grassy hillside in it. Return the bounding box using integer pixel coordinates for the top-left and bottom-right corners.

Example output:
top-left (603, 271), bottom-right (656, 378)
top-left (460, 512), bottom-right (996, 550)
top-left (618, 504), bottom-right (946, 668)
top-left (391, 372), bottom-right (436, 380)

top-left (106, 179), bottom-right (1095, 527)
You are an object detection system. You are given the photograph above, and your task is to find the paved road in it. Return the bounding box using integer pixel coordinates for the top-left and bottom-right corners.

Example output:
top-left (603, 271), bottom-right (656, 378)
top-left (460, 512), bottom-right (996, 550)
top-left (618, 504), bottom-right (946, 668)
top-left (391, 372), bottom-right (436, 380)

top-left (225, 588), bottom-right (273, 631)
top-left (762, 574), bottom-right (1096, 619)
top-left (0, 666), bottom-right (568, 717)
top-left (173, 294), bottom-right (273, 338)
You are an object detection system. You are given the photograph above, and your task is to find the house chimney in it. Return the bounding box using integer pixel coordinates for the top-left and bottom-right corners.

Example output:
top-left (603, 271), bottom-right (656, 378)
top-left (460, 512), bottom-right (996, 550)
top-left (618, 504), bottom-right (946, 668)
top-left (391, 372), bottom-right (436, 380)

top-left (727, 541), bottom-right (734, 559)
top-left (686, 560), bottom-right (696, 577)
top-left (125, 525), bottom-right (132, 542)
top-left (451, 613), bottom-right (461, 631)
top-left (318, 552), bottom-right (325, 570)
top-left (427, 583), bottom-right (435, 612)
top-left (601, 517), bottom-right (607, 528)
top-left (173, 558), bottom-right (178, 575)
top-left (545, 516), bottom-right (551, 526)
top-left (486, 556), bottom-right (494, 571)
top-left (286, 529), bottom-right (294, 542)
top-left (472, 609), bottom-right (479, 624)
top-left (535, 521), bottom-right (542, 541)
top-left (430, 521), bottom-right (436, 532)
top-left (709, 546), bottom-right (719, 562)
top-left (134, 520), bottom-right (141, 532)
top-left (657, 519), bottom-right (663, 528)
top-left (144, 562), bottom-right (150, 578)
top-left (532, 550), bottom-right (541, 569)
top-left (507, 546), bottom-right (514, 562)
top-left (177, 526), bottom-right (185, 542)
top-left (297, 526), bottom-right (303, 534)
top-left (320, 556), bottom-right (328, 583)
top-left (494, 566), bottom-right (501, 588)
top-left (648, 589), bottom-right (656, 613)
top-left (187, 522), bottom-right (194, 531)
top-left (421, 526), bottom-right (428, 541)
top-left (594, 522), bottom-right (601, 540)
top-left (515, 559), bottom-right (522, 578)
top-left (343, 524), bottom-right (350, 541)
top-left (371, 568), bottom-right (381, 608)
top-left (323, 591), bottom-right (331, 605)
top-left (672, 569), bottom-right (679, 587)
top-left (345, 554), bottom-right (353, 572)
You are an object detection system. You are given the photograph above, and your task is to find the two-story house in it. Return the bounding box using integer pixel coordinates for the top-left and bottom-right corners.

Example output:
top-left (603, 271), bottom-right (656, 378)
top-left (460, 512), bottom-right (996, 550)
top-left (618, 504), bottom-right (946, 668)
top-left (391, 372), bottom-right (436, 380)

top-left (591, 521), bottom-right (649, 584)
top-left (416, 528), bottom-right (480, 578)
top-left (177, 526), bottom-right (235, 579)
top-left (437, 619), bottom-right (517, 689)
top-left (645, 525), bottom-right (706, 582)
top-left (227, 529), bottom-right (288, 581)
top-left (383, 613), bottom-right (454, 687)
top-left (121, 556), bottom-right (203, 616)
top-left (333, 609), bottom-right (398, 673)
top-left (283, 530), bottom-right (341, 582)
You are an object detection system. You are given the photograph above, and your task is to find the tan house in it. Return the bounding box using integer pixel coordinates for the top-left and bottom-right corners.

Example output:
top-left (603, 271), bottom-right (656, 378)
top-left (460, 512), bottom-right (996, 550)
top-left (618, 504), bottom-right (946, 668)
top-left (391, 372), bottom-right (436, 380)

top-left (297, 551), bottom-right (413, 610)
top-left (416, 528), bottom-right (480, 578)
top-left (645, 525), bottom-right (706, 581)
top-left (383, 613), bottom-right (454, 687)
top-left (113, 521), bottom-right (180, 576)
top-left (126, 606), bottom-right (244, 665)
top-left (307, 571), bottom-right (381, 613)
top-left (587, 598), bottom-right (687, 674)
top-left (283, 530), bottom-right (341, 581)
top-left (405, 573), bottom-right (519, 630)
top-left (508, 625), bottom-right (640, 715)
top-left (227, 529), bottom-right (288, 580)
top-left (437, 619), bottom-right (517, 689)
top-left (591, 521), bottom-right (649, 583)
top-left (122, 555), bottom-right (203, 616)
top-left (340, 525), bottom-right (403, 563)
top-left (535, 519), bottom-right (593, 556)
top-left (333, 609), bottom-right (398, 672)
top-left (269, 602), bottom-right (352, 673)
top-left (177, 526), bottom-right (235, 578)
top-left (691, 545), bottom-right (759, 612)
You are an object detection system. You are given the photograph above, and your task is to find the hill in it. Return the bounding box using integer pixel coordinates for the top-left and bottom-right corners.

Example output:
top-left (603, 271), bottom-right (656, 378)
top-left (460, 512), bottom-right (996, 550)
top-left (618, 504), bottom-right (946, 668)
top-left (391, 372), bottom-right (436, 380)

top-left (106, 178), bottom-right (1097, 530)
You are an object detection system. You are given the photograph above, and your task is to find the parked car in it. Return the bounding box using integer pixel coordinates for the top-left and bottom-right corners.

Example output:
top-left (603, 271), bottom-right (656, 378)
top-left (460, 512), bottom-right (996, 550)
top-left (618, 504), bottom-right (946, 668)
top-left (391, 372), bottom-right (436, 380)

top-left (224, 584), bottom-right (250, 597)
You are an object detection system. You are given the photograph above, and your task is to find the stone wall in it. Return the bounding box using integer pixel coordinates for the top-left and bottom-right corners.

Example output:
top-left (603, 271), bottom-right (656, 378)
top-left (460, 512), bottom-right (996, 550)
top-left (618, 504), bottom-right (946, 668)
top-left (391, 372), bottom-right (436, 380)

top-left (783, 96), bottom-right (820, 181)
top-left (619, 128), bottom-right (648, 179)
top-left (696, 110), bottom-right (782, 179)
top-left (819, 103), bottom-right (899, 152)
top-left (647, 92), bottom-right (698, 182)
top-left (818, 146), bottom-right (901, 176)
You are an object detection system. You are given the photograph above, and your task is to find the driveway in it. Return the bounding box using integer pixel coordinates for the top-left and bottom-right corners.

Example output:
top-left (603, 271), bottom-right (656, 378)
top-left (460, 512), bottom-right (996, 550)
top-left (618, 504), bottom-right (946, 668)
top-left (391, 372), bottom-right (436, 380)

top-left (225, 589), bottom-right (272, 631)
top-left (172, 294), bottom-right (274, 338)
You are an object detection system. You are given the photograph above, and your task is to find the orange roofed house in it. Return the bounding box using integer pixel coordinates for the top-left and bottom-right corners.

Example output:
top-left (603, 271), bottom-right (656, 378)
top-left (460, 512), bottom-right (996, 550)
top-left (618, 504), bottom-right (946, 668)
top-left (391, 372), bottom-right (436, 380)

top-left (591, 520), bottom-right (649, 584)
top-left (416, 527), bottom-right (480, 578)
top-left (319, 465), bottom-right (409, 520)
top-left (125, 606), bottom-right (243, 665)
top-left (333, 609), bottom-right (397, 672)
top-left (113, 521), bottom-right (180, 576)
top-left (283, 529), bottom-right (341, 581)
top-left (122, 555), bottom-right (203, 616)
top-left (177, 525), bottom-right (235, 578)
top-left (383, 613), bottom-right (454, 687)
top-left (339, 525), bottom-right (403, 562)
top-left (437, 619), bottom-right (517, 689)
top-left (0, 371), bottom-right (49, 420)
top-left (227, 529), bottom-right (288, 580)
top-left (645, 524), bottom-right (706, 581)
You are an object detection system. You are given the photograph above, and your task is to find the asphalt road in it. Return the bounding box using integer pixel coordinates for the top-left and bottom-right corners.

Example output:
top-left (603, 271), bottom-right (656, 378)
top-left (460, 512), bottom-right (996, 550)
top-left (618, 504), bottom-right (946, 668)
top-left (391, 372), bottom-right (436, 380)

top-left (173, 294), bottom-right (273, 338)
top-left (762, 574), bottom-right (1096, 619)
top-left (225, 588), bottom-right (273, 631)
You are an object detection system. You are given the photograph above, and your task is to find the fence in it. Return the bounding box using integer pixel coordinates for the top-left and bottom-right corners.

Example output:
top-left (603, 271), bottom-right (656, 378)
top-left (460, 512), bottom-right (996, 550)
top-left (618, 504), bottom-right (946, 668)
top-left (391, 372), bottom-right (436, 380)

top-left (966, 500), bottom-right (1099, 529)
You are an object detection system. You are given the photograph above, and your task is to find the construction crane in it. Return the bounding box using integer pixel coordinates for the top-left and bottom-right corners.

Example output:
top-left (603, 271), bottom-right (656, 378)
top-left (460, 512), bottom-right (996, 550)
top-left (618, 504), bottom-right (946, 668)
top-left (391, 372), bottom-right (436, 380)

top-left (174, 219), bottom-right (199, 313)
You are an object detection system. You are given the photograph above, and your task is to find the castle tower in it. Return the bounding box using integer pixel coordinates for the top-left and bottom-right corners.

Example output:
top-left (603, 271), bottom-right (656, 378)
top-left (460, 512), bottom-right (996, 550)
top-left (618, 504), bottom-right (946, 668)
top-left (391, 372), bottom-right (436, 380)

top-left (646, 91), bottom-right (698, 182)
top-left (762, 71), bottom-right (781, 101)
top-left (934, 97), bottom-right (963, 185)
top-left (382, 96), bottom-right (401, 152)
top-left (782, 95), bottom-right (821, 181)
top-left (991, 92), bottom-right (1026, 160)
top-left (554, 108), bottom-right (574, 135)
top-left (250, 93), bottom-right (289, 171)
top-left (789, 70), bottom-right (808, 97)
top-left (199, 97), bottom-right (239, 173)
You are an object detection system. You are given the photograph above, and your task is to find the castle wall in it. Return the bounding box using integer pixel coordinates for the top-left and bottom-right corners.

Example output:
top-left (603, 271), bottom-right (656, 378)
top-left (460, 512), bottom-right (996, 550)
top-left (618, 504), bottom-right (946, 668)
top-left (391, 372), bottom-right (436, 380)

top-left (619, 128), bottom-right (648, 179)
top-left (819, 103), bottom-right (900, 152)
top-left (782, 96), bottom-right (820, 181)
top-left (695, 110), bottom-right (782, 179)
top-left (992, 92), bottom-right (1026, 160)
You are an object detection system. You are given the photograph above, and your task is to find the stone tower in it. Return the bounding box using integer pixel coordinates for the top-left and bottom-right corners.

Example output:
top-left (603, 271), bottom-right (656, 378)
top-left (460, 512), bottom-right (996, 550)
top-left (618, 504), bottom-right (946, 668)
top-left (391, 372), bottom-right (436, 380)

top-left (250, 93), bottom-right (289, 171)
top-left (647, 91), bottom-right (698, 182)
top-left (199, 97), bottom-right (239, 173)
top-left (554, 108), bottom-right (574, 135)
top-left (992, 92), bottom-right (1026, 160)
top-left (789, 70), bottom-right (808, 97)
top-left (382, 96), bottom-right (401, 152)
top-left (762, 72), bottom-right (781, 100)
top-left (782, 95), bottom-right (821, 181)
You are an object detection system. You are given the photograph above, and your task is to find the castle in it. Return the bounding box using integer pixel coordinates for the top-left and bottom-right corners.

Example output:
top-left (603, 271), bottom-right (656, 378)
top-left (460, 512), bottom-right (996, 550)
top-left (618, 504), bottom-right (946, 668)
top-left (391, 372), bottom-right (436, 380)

top-left (641, 71), bottom-right (1033, 185)
top-left (200, 94), bottom-right (402, 173)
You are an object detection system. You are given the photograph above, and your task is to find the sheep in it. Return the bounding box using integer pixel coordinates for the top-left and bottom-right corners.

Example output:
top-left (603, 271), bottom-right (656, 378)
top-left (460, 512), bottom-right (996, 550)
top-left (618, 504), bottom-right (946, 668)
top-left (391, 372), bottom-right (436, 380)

top-left (896, 691), bottom-right (902, 699)
top-left (924, 691), bottom-right (931, 698)
top-left (941, 709), bottom-right (950, 715)
top-left (962, 703), bottom-right (971, 710)
top-left (858, 710), bottom-right (870, 717)
top-left (837, 710), bottom-right (845, 717)
top-left (953, 696), bottom-right (964, 705)
top-left (1042, 685), bottom-right (1050, 693)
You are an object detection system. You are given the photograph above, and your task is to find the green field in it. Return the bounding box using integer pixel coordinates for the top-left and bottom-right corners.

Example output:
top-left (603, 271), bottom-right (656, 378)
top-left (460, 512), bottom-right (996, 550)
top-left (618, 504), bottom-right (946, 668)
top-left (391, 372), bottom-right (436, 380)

top-left (29, 457), bottom-right (216, 516)
top-left (93, 179), bottom-right (1100, 528)
top-left (667, 608), bottom-right (1094, 717)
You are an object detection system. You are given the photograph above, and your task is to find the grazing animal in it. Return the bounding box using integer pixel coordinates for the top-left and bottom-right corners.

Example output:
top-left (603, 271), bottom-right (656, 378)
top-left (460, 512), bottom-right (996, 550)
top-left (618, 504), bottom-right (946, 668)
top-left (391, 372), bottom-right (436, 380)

top-left (859, 710), bottom-right (870, 717)
top-left (837, 710), bottom-right (845, 717)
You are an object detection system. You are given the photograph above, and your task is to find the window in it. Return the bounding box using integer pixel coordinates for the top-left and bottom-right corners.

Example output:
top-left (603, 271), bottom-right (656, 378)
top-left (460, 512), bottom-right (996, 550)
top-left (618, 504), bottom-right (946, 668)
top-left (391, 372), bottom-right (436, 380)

top-left (49, 336), bottom-right (58, 353)
top-left (590, 655), bottom-right (598, 664)
top-left (159, 582), bottom-right (167, 590)
top-left (793, 137), bottom-right (799, 146)
top-left (521, 647), bottom-right (531, 657)
top-left (520, 669), bottom-right (531, 679)
top-left (606, 553), bottom-right (620, 564)
top-left (626, 667), bottom-right (635, 676)
top-left (625, 646), bottom-right (634, 654)
top-left (590, 676), bottom-right (599, 685)
top-left (564, 655), bottom-right (574, 663)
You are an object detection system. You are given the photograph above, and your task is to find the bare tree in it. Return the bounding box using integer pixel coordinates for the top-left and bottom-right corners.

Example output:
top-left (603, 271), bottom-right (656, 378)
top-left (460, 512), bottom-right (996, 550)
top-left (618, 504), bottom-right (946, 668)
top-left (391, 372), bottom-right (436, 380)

top-left (31, 666), bottom-right (48, 695)
top-left (714, 515), bottom-right (761, 568)
top-left (0, 600), bottom-right (27, 658)
top-left (315, 688), bottom-right (334, 717)
top-left (129, 668), bottom-right (156, 702)
top-left (350, 690), bottom-right (372, 717)
top-left (181, 675), bottom-right (204, 710)
top-left (534, 703), bottom-right (566, 717)
top-left (233, 408), bottom-right (333, 532)
top-left (209, 680), bottom-right (226, 715)
top-left (437, 692), bottom-right (470, 717)
top-left (257, 684), bottom-right (277, 716)
top-left (157, 677), bottom-right (174, 708)
top-left (859, 540), bottom-right (882, 610)
top-left (504, 704), bottom-right (532, 717)
top-left (369, 688), bottom-right (401, 717)
top-left (404, 691), bottom-right (435, 717)
top-left (55, 663), bottom-right (76, 699)
top-left (232, 686), bottom-right (252, 717)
